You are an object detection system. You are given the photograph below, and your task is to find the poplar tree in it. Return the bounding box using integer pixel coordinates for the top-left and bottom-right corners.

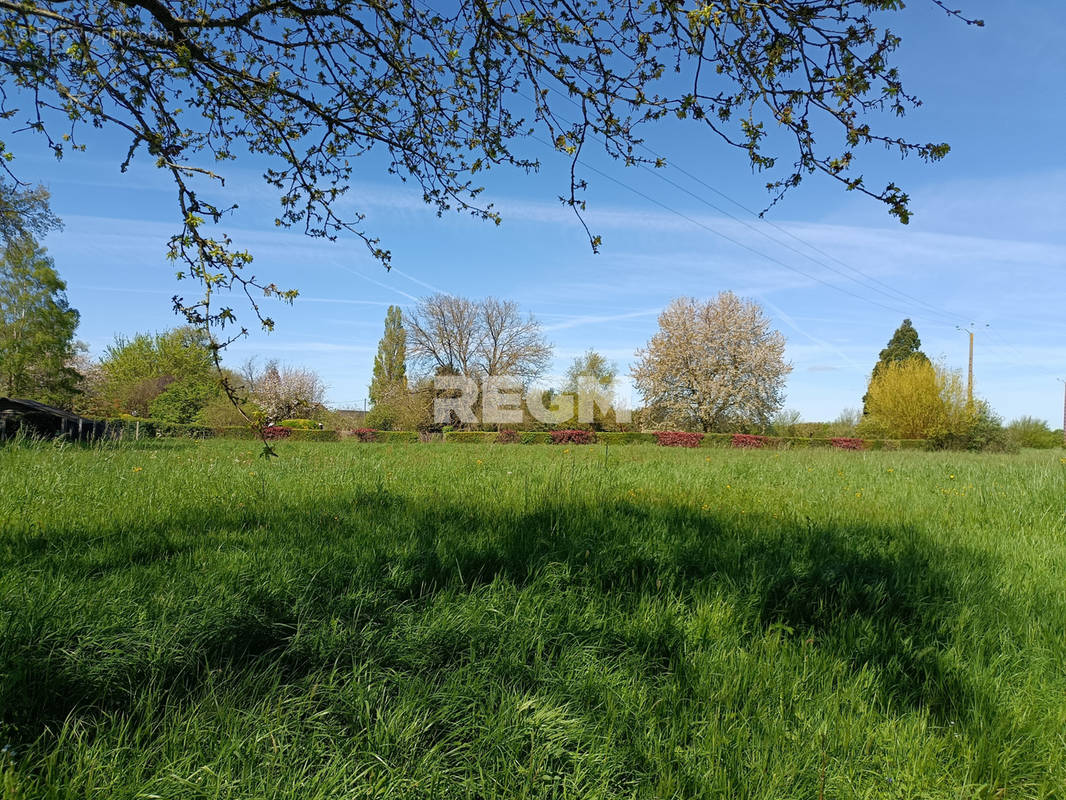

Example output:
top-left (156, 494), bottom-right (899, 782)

top-left (369, 306), bottom-right (407, 407)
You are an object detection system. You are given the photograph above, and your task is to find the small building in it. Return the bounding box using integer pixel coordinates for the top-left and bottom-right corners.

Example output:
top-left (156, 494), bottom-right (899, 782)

top-left (0, 397), bottom-right (107, 441)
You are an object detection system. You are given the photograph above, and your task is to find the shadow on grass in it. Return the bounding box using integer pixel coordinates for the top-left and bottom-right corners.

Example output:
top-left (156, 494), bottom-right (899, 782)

top-left (1, 486), bottom-right (1002, 743)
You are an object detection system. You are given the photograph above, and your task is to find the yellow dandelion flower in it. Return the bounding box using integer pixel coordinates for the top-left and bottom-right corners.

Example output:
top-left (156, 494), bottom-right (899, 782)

top-left (132, 467), bottom-right (143, 472)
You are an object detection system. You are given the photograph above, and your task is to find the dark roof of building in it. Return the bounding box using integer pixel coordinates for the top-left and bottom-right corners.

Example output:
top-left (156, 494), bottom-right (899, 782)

top-left (0, 397), bottom-right (84, 422)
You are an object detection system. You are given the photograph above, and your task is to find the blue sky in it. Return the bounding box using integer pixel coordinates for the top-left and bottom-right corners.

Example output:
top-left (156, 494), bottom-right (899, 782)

top-left (8, 0), bottom-right (1065, 423)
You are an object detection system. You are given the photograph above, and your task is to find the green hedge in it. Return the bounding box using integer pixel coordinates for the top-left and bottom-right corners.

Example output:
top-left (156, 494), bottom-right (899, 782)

top-left (375, 431), bottom-right (420, 444)
top-left (288, 429), bottom-right (339, 442)
top-left (104, 419), bottom-right (215, 439)
top-left (127, 421), bottom-right (930, 452)
top-left (444, 431), bottom-right (499, 444)
top-left (692, 433), bottom-right (929, 451)
top-left (699, 433), bottom-right (735, 448)
top-left (519, 431), bottom-right (552, 445)
top-left (597, 432), bottom-right (656, 446)
top-left (155, 421), bottom-right (214, 438)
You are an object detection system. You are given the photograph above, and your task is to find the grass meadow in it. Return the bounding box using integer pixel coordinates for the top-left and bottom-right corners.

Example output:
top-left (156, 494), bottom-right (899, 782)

top-left (1, 439), bottom-right (1064, 798)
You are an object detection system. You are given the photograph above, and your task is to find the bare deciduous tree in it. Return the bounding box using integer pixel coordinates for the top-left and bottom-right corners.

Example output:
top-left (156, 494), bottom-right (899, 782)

top-left (407, 295), bottom-right (480, 378)
top-left (633, 293), bottom-right (791, 432)
top-left (475, 298), bottom-right (552, 383)
top-left (408, 295), bottom-right (551, 384)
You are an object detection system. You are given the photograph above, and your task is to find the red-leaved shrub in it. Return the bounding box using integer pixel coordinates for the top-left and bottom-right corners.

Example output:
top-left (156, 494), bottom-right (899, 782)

top-left (262, 425), bottom-right (291, 440)
top-left (731, 433), bottom-right (769, 449)
top-left (351, 428), bottom-right (377, 442)
top-left (550, 429), bottom-right (595, 445)
top-left (830, 437), bottom-right (866, 451)
top-left (496, 429), bottom-right (520, 444)
top-left (654, 431), bottom-right (704, 448)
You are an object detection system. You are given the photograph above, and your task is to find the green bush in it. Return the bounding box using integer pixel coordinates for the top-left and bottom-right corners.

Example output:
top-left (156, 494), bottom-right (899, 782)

top-left (197, 396), bottom-right (263, 428)
top-left (279, 418), bottom-right (320, 430)
top-left (364, 405), bottom-right (397, 431)
top-left (928, 405), bottom-right (1014, 453)
top-left (1005, 417), bottom-right (1061, 449)
top-left (148, 379), bottom-right (219, 425)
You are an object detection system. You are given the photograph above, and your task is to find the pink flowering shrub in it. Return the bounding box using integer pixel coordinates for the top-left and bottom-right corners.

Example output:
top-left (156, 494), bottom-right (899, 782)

top-left (352, 428), bottom-right (377, 442)
top-left (262, 425), bottom-right (291, 440)
top-left (654, 431), bottom-right (704, 448)
top-left (830, 437), bottom-right (867, 451)
top-left (731, 433), bottom-right (769, 449)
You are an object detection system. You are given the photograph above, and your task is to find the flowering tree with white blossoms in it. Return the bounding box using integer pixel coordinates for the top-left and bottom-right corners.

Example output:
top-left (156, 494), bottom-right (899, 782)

top-left (633, 293), bottom-right (791, 432)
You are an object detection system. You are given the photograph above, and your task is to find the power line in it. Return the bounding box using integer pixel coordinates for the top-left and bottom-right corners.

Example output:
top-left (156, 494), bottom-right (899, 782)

top-left (983, 325), bottom-right (1031, 366)
top-left (636, 148), bottom-right (971, 325)
top-left (493, 66), bottom-right (971, 325)
top-left (540, 138), bottom-right (948, 320)
top-left (634, 160), bottom-right (970, 325)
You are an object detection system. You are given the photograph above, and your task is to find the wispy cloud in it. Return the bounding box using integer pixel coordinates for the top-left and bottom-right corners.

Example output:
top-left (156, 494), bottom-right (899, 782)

top-left (226, 340), bottom-right (374, 354)
top-left (299, 296), bottom-right (399, 307)
top-left (541, 307), bottom-right (662, 332)
top-left (756, 294), bottom-right (861, 370)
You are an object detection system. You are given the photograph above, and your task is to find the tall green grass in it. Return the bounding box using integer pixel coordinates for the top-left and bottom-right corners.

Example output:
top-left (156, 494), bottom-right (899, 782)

top-left (1, 439), bottom-right (1064, 798)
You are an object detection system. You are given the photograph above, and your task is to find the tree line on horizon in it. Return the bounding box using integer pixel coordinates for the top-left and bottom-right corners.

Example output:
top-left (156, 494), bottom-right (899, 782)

top-left (363, 299), bottom-right (1060, 450)
top-left (1, 183), bottom-right (1061, 449)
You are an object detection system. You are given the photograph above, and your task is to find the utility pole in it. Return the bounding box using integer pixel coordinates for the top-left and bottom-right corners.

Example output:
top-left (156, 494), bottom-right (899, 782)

top-left (1060, 379), bottom-right (1066, 448)
top-left (956, 323), bottom-right (988, 405)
